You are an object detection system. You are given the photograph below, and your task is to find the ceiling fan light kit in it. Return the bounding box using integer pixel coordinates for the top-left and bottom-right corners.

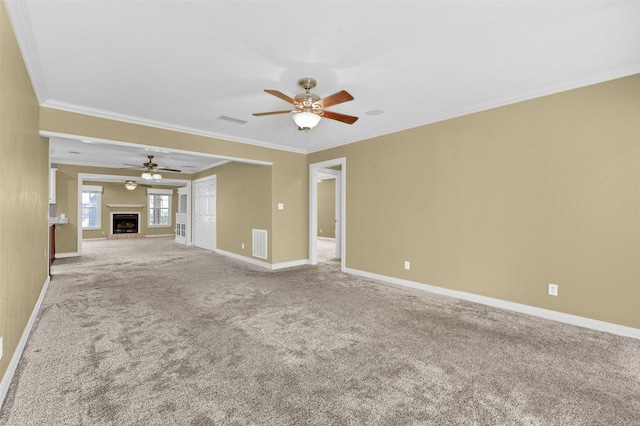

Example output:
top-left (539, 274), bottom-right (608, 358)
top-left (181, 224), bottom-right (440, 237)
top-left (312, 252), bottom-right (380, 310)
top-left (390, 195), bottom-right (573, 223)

top-left (253, 78), bottom-right (358, 130)
top-left (292, 111), bottom-right (321, 130)
top-left (123, 155), bottom-right (180, 180)
top-left (124, 180), bottom-right (138, 190)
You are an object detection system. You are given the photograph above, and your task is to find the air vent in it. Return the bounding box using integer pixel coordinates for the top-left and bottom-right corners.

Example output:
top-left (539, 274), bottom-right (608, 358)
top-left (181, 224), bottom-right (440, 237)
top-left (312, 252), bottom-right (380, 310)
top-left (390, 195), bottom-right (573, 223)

top-left (217, 115), bottom-right (247, 125)
top-left (252, 229), bottom-right (268, 260)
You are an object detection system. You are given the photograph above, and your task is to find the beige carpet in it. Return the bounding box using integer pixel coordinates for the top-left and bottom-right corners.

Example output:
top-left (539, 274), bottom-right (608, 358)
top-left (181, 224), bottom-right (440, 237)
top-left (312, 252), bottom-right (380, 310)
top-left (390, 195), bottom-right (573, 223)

top-left (1, 237), bottom-right (639, 425)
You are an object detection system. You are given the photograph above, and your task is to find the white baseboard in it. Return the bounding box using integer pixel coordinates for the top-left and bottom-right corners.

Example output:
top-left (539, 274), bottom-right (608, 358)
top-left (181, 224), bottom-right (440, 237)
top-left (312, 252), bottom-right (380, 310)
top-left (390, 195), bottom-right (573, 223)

top-left (0, 275), bottom-right (50, 409)
top-left (272, 259), bottom-right (309, 270)
top-left (82, 237), bottom-right (107, 240)
top-left (214, 249), bottom-right (309, 271)
top-left (55, 252), bottom-right (79, 259)
top-left (344, 267), bottom-right (640, 340)
top-left (146, 234), bottom-right (175, 238)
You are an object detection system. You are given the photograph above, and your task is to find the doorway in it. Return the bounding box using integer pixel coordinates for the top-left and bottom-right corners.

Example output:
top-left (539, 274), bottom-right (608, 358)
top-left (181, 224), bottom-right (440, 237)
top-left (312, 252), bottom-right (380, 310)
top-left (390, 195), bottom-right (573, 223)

top-left (309, 158), bottom-right (345, 270)
top-left (193, 175), bottom-right (216, 251)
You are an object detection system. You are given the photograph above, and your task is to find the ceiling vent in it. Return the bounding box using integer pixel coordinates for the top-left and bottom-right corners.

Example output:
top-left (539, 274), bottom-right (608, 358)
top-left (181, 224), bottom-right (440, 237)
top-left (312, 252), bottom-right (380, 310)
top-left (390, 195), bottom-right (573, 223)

top-left (217, 115), bottom-right (247, 125)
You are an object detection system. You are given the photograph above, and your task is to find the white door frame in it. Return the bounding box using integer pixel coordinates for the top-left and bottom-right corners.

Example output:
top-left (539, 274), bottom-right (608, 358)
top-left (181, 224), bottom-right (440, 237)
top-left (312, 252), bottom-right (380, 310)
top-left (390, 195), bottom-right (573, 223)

top-left (192, 175), bottom-right (217, 251)
top-left (309, 158), bottom-right (346, 270)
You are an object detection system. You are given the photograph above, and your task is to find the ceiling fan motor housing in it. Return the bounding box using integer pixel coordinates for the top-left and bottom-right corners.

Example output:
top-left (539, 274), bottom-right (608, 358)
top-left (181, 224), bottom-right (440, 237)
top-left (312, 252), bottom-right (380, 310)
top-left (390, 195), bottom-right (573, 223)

top-left (298, 77), bottom-right (317, 91)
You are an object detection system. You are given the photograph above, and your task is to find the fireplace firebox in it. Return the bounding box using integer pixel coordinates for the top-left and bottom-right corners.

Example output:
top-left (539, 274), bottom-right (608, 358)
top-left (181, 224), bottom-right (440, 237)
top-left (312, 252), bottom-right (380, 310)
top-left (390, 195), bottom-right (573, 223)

top-left (112, 213), bottom-right (139, 234)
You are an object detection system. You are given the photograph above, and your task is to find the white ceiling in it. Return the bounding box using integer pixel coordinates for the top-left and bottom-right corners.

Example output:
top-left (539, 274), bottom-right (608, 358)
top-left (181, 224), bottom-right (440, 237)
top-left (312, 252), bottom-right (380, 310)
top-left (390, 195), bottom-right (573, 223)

top-left (7, 0), bottom-right (640, 171)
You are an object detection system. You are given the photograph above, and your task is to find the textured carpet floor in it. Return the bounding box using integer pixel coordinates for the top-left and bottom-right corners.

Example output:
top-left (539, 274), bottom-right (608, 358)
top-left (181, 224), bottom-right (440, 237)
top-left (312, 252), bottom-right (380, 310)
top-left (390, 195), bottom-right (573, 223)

top-left (1, 237), bottom-right (639, 425)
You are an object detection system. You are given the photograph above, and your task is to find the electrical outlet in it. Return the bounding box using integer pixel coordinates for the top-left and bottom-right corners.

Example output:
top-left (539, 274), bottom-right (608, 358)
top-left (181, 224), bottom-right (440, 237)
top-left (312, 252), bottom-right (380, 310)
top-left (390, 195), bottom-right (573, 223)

top-left (241, 243), bottom-right (245, 250)
top-left (0, 336), bottom-right (3, 360)
top-left (548, 283), bottom-right (558, 296)
top-left (404, 261), bottom-right (410, 270)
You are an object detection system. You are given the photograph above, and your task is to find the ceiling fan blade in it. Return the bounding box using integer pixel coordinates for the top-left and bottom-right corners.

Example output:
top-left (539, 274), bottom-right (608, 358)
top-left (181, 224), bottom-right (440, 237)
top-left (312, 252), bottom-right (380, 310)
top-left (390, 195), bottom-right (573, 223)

top-left (319, 90), bottom-right (354, 108)
top-left (252, 110), bottom-right (292, 117)
top-left (321, 110), bottom-right (359, 125)
top-left (264, 90), bottom-right (295, 105)
top-left (158, 167), bottom-right (182, 173)
top-left (123, 163), bottom-right (143, 168)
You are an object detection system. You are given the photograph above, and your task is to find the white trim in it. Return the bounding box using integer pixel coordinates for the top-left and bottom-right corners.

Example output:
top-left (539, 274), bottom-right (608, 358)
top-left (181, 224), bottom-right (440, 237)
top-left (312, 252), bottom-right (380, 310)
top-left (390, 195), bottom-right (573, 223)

top-left (272, 259), bottom-right (309, 270)
top-left (317, 237), bottom-right (336, 241)
top-left (344, 267), bottom-right (640, 341)
top-left (42, 131), bottom-right (273, 169)
top-left (82, 237), bottom-right (107, 241)
top-left (106, 204), bottom-right (144, 208)
top-left (41, 102), bottom-right (308, 154)
top-left (0, 276), bottom-right (50, 409)
top-left (82, 185), bottom-right (102, 192)
top-left (215, 248), bottom-right (272, 269)
top-left (40, 68), bottom-right (640, 157)
top-left (4, 0), bottom-right (49, 104)
top-left (214, 248), bottom-right (308, 270)
top-left (55, 252), bottom-right (80, 259)
top-left (145, 234), bottom-right (175, 238)
top-left (305, 65), bottom-right (640, 154)
top-left (146, 189), bottom-right (173, 195)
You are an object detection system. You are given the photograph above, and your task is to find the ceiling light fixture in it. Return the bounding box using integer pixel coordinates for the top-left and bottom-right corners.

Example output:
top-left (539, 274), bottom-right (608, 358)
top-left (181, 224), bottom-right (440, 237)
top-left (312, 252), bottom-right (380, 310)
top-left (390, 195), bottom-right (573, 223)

top-left (124, 180), bottom-right (137, 190)
top-left (152, 172), bottom-right (162, 180)
top-left (292, 111), bottom-right (321, 130)
top-left (141, 171), bottom-right (152, 180)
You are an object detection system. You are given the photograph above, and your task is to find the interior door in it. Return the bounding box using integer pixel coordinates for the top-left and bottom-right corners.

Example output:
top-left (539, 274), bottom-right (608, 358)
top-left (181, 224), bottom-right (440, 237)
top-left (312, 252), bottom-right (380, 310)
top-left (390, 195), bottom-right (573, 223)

top-left (193, 176), bottom-right (216, 251)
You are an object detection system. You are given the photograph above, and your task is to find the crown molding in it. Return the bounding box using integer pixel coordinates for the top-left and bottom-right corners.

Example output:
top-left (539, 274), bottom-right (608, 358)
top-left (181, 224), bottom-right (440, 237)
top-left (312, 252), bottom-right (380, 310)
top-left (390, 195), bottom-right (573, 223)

top-left (308, 66), bottom-right (640, 154)
top-left (5, 0), bottom-right (50, 104)
top-left (41, 100), bottom-right (309, 155)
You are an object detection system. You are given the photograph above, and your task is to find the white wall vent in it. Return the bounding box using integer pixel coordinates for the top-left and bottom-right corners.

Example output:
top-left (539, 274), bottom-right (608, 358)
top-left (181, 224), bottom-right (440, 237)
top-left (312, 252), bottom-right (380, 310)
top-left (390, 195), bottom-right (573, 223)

top-left (252, 229), bottom-right (268, 259)
top-left (217, 115), bottom-right (247, 125)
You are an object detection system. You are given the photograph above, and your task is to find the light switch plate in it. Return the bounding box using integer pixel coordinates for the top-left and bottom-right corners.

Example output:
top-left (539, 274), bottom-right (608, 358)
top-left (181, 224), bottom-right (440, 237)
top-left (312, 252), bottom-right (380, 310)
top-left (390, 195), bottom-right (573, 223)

top-left (0, 336), bottom-right (3, 360)
top-left (277, 203), bottom-right (284, 210)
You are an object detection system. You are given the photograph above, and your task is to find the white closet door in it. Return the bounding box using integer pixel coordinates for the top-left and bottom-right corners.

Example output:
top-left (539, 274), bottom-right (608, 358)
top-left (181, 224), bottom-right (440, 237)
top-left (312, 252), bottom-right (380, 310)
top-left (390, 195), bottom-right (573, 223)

top-left (193, 176), bottom-right (216, 251)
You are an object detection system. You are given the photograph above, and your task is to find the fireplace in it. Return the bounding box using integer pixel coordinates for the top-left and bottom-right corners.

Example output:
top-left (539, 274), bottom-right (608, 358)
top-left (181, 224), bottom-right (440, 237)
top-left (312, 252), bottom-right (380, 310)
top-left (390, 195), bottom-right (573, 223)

top-left (112, 213), bottom-right (139, 234)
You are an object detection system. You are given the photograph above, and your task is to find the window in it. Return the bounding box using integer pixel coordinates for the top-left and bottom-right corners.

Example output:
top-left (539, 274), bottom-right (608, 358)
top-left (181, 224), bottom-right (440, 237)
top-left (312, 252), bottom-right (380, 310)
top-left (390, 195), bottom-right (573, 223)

top-left (82, 185), bottom-right (102, 229)
top-left (148, 189), bottom-right (172, 227)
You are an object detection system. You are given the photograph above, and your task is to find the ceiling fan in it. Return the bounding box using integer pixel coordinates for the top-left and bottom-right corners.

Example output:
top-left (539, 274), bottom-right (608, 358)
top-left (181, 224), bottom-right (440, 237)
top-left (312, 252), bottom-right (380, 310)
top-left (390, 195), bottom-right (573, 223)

top-left (122, 155), bottom-right (181, 180)
top-left (253, 78), bottom-right (358, 130)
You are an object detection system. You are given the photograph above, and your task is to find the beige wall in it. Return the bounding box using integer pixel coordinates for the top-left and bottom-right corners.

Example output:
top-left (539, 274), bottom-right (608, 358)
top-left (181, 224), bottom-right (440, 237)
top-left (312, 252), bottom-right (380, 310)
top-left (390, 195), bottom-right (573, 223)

top-left (317, 179), bottom-right (336, 238)
top-left (40, 109), bottom-right (308, 264)
top-left (309, 74), bottom-right (640, 329)
top-left (0, 1), bottom-right (49, 382)
top-left (54, 165), bottom-right (79, 253)
top-left (208, 162), bottom-right (272, 260)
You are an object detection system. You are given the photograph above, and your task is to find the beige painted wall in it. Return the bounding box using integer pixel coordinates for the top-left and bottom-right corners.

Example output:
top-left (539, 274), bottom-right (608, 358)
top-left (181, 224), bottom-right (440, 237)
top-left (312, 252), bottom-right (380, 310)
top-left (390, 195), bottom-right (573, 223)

top-left (317, 179), bottom-right (336, 238)
top-left (39, 109), bottom-right (308, 264)
top-left (205, 162), bottom-right (272, 260)
top-left (0, 1), bottom-right (49, 382)
top-left (54, 165), bottom-right (79, 253)
top-left (309, 74), bottom-right (640, 329)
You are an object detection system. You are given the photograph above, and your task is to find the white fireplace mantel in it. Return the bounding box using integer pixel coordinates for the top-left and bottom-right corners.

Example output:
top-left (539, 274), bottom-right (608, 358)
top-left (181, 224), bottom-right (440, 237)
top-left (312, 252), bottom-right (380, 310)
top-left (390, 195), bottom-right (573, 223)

top-left (107, 204), bottom-right (144, 208)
